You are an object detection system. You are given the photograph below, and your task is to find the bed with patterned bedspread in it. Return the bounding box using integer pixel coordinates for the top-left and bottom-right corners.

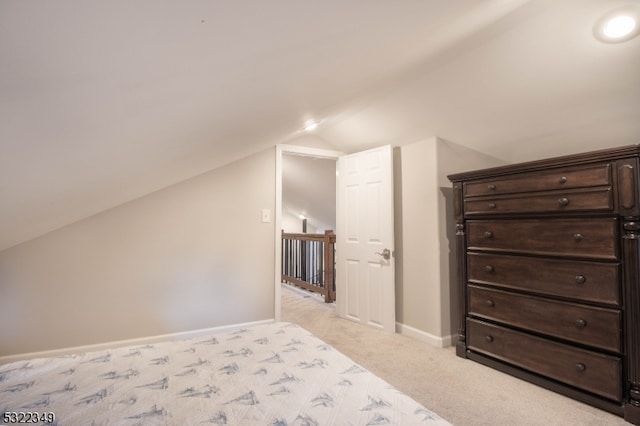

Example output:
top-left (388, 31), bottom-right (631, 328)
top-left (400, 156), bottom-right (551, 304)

top-left (0, 322), bottom-right (450, 425)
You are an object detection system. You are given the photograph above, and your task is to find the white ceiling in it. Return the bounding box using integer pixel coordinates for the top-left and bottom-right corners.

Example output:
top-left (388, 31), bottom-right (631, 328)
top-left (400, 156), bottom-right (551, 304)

top-left (1, 0), bottom-right (639, 251)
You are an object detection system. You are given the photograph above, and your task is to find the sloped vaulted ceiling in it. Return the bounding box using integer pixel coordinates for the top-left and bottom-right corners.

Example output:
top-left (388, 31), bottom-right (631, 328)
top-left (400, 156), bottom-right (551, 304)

top-left (1, 0), bottom-right (639, 251)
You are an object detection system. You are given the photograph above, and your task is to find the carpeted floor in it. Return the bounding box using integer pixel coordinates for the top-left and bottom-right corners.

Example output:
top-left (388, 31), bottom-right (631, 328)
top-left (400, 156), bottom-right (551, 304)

top-left (280, 284), bottom-right (628, 426)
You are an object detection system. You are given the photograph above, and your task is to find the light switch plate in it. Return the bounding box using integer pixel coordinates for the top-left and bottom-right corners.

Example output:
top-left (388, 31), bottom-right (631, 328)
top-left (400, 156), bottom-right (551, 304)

top-left (261, 209), bottom-right (271, 223)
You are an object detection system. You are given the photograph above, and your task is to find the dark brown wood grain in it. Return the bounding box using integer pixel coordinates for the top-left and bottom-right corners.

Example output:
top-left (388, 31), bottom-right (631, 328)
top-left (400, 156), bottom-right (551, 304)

top-left (467, 318), bottom-right (622, 402)
top-left (448, 144), bottom-right (639, 182)
top-left (466, 218), bottom-right (619, 260)
top-left (464, 187), bottom-right (613, 215)
top-left (620, 165), bottom-right (637, 209)
top-left (463, 163), bottom-right (611, 197)
top-left (623, 220), bottom-right (640, 422)
top-left (468, 285), bottom-right (622, 352)
top-left (467, 252), bottom-right (621, 305)
top-left (453, 182), bottom-right (468, 357)
top-left (449, 145), bottom-right (640, 423)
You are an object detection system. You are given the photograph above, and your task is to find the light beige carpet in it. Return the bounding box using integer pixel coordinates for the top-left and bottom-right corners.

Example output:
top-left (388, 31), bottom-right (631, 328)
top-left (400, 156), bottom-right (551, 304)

top-left (280, 284), bottom-right (628, 426)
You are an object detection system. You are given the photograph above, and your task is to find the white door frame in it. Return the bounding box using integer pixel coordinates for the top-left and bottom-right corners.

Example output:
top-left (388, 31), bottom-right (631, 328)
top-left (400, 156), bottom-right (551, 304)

top-left (274, 144), bottom-right (344, 321)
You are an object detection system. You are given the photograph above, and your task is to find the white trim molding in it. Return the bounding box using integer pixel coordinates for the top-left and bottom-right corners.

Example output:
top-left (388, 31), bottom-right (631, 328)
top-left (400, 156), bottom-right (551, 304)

top-left (277, 144), bottom-right (344, 160)
top-left (396, 322), bottom-right (456, 348)
top-left (0, 319), bottom-right (275, 365)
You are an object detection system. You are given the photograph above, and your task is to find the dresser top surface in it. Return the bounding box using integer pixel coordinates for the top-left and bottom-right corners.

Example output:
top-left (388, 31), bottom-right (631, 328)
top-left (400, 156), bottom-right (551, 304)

top-left (448, 144), bottom-right (640, 183)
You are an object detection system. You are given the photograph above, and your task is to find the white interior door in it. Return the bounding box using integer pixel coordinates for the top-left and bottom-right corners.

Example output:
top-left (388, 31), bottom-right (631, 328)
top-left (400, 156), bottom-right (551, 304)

top-left (336, 145), bottom-right (395, 332)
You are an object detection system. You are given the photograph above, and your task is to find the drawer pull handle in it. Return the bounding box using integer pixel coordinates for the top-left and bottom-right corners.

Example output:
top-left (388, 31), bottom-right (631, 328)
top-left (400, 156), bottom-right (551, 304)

top-left (488, 203), bottom-right (497, 209)
top-left (487, 184), bottom-right (496, 191)
top-left (558, 197), bottom-right (569, 206)
top-left (484, 231), bottom-right (494, 239)
top-left (576, 319), bottom-right (587, 328)
top-left (573, 233), bottom-right (583, 241)
top-left (575, 363), bottom-right (586, 372)
top-left (485, 335), bottom-right (494, 343)
top-left (559, 176), bottom-right (567, 184)
top-left (575, 275), bottom-right (586, 284)
top-left (486, 299), bottom-right (495, 307)
top-left (485, 265), bottom-right (494, 273)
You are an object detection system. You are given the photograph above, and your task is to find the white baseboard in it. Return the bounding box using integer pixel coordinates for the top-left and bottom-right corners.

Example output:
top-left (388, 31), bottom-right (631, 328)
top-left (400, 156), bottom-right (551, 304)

top-left (396, 322), bottom-right (456, 348)
top-left (0, 319), bottom-right (275, 365)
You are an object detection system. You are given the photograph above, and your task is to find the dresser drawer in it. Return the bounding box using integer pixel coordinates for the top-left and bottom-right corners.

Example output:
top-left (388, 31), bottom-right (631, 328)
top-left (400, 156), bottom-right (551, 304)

top-left (468, 285), bottom-right (622, 352)
top-left (464, 187), bottom-right (612, 216)
top-left (467, 318), bottom-right (622, 401)
top-left (467, 252), bottom-right (621, 305)
top-left (464, 163), bottom-right (611, 197)
top-left (467, 218), bottom-right (619, 260)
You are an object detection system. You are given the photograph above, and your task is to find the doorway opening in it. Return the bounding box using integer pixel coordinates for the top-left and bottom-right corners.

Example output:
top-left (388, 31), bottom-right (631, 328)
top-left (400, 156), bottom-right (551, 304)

top-left (276, 144), bottom-right (396, 333)
top-left (274, 145), bottom-right (342, 321)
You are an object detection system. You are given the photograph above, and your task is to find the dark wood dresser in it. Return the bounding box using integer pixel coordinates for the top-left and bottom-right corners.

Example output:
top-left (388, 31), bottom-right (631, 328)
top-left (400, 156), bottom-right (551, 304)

top-left (448, 145), bottom-right (640, 423)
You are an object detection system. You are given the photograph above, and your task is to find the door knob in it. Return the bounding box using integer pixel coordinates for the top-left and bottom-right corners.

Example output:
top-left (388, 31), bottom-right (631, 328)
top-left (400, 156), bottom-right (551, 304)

top-left (375, 248), bottom-right (391, 260)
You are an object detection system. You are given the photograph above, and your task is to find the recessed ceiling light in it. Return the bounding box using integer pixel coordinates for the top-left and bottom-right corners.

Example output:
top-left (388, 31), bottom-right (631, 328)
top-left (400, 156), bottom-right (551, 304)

top-left (594, 5), bottom-right (640, 43)
top-left (603, 15), bottom-right (636, 38)
top-left (304, 119), bottom-right (319, 132)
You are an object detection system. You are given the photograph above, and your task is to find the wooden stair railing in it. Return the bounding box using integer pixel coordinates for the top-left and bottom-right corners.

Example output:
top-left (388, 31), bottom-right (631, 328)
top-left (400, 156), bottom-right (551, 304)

top-left (281, 230), bottom-right (336, 302)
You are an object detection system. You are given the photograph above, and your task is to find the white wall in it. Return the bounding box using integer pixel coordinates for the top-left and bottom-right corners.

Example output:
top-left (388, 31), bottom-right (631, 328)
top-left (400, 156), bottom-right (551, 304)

top-left (436, 139), bottom-right (508, 339)
top-left (394, 137), bottom-right (505, 344)
top-left (0, 136), bottom-right (506, 357)
top-left (0, 148), bottom-right (276, 358)
top-left (281, 154), bottom-right (336, 234)
top-left (281, 211), bottom-right (308, 233)
top-left (394, 140), bottom-right (440, 337)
